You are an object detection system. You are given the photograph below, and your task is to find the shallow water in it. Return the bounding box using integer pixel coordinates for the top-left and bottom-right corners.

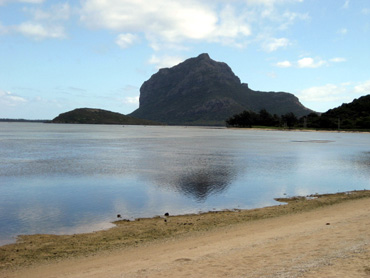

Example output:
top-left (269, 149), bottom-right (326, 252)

top-left (0, 123), bottom-right (369, 245)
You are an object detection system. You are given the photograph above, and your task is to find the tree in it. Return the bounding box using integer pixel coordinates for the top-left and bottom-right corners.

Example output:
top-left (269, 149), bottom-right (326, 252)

top-left (226, 110), bottom-right (256, 127)
top-left (258, 109), bottom-right (278, 126)
top-left (281, 112), bottom-right (298, 128)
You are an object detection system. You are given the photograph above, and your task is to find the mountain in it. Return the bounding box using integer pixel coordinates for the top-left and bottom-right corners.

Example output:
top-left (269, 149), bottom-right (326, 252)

top-left (130, 53), bottom-right (312, 126)
top-left (318, 95), bottom-right (370, 129)
top-left (52, 108), bottom-right (160, 125)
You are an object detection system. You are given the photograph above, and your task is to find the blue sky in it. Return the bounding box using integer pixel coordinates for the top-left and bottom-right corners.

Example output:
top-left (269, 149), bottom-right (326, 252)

top-left (0, 0), bottom-right (369, 119)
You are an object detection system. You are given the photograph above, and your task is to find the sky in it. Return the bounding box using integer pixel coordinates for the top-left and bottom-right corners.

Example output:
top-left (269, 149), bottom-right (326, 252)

top-left (0, 0), bottom-right (369, 119)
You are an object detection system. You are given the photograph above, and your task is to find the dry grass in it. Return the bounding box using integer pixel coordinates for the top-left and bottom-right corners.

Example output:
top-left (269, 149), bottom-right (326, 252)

top-left (1, 190), bottom-right (370, 270)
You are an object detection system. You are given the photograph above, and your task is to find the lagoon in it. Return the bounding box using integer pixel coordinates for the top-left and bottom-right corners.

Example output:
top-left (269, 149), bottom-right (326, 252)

top-left (0, 123), bottom-right (369, 245)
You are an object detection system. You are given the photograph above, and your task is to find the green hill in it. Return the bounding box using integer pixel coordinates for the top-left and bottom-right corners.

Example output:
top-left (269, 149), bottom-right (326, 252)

top-left (52, 108), bottom-right (161, 125)
top-left (318, 95), bottom-right (370, 129)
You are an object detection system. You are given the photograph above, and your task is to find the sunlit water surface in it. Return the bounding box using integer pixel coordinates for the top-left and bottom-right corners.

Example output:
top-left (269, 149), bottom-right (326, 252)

top-left (1, 123), bottom-right (369, 245)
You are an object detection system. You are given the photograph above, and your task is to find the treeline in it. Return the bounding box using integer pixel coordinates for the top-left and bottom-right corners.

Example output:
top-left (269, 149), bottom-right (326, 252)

top-left (226, 109), bottom-right (300, 128)
top-left (302, 113), bottom-right (370, 130)
top-left (226, 108), bottom-right (370, 130)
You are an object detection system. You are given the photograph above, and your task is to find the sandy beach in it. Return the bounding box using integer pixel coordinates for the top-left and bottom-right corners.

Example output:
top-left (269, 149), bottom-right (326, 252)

top-left (1, 191), bottom-right (370, 278)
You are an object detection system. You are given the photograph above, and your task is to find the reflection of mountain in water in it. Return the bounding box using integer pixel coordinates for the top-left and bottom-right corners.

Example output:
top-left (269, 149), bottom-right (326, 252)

top-left (141, 150), bottom-right (240, 202)
top-left (353, 152), bottom-right (370, 171)
top-left (174, 165), bottom-right (235, 201)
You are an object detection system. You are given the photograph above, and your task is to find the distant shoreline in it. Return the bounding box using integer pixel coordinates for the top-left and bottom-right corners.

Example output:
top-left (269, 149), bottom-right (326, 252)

top-left (228, 126), bottom-right (370, 134)
top-left (2, 121), bottom-right (370, 133)
top-left (0, 119), bottom-right (50, 123)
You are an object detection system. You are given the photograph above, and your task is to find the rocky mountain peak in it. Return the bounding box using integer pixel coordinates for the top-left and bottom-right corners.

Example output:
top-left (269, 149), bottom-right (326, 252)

top-left (130, 54), bottom-right (312, 125)
top-left (139, 53), bottom-right (240, 109)
top-left (196, 53), bottom-right (210, 59)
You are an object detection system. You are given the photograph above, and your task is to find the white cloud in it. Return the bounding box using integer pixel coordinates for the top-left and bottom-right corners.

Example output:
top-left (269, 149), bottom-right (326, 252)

top-left (330, 57), bottom-right (346, 63)
top-left (299, 84), bottom-right (348, 102)
top-left (279, 11), bottom-right (309, 29)
top-left (20, 0), bottom-right (44, 3)
top-left (1, 0), bottom-right (307, 49)
top-left (0, 22), bottom-right (8, 34)
top-left (246, 0), bottom-right (303, 5)
top-left (266, 72), bottom-right (277, 78)
top-left (80, 0), bottom-right (252, 49)
top-left (149, 55), bottom-right (184, 69)
top-left (0, 0), bottom-right (44, 5)
top-left (81, 1), bottom-right (215, 39)
top-left (362, 8), bottom-right (370, 15)
top-left (124, 96), bottom-right (139, 105)
top-left (276, 60), bottom-right (292, 68)
top-left (245, 0), bottom-right (303, 18)
top-left (297, 57), bottom-right (326, 68)
top-left (24, 3), bottom-right (71, 21)
top-left (212, 5), bottom-right (251, 45)
top-left (15, 22), bottom-right (66, 39)
top-left (276, 57), bottom-right (345, 69)
top-left (262, 37), bottom-right (290, 52)
top-left (238, 1), bottom-right (307, 50)
top-left (354, 80), bottom-right (370, 93)
top-left (116, 33), bottom-right (138, 49)
top-left (341, 82), bottom-right (352, 86)
top-left (298, 80), bottom-right (370, 111)
top-left (0, 90), bottom-right (27, 106)
top-left (0, 3), bottom-right (70, 40)
top-left (337, 28), bottom-right (348, 35)
top-left (342, 0), bottom-right (350, 9)
top-left (245, 0), bottom-right (307, 24)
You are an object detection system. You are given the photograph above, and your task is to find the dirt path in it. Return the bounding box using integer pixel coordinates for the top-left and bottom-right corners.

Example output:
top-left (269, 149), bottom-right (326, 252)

top-left (2, 196), bottom-right (370, 278)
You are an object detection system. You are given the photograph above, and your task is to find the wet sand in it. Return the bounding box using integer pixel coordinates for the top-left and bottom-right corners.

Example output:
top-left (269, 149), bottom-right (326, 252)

top-left (1, 191), bottom-right (370, 277)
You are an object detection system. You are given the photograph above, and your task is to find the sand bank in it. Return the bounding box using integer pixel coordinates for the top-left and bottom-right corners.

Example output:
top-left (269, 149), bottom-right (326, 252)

top-left (1, 191), bottom-right (370, 277)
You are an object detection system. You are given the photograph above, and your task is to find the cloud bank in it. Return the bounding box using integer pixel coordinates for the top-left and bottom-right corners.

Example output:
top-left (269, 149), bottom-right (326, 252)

top-left (1, 0), bottom-right (309, 51)
top-left (0, 90), bottom-right (27, 106)
top-left (276, 56), bottom-right (346, 68)
top-left (80, 0), bottom-right (252, 49)
top-left (297, 80), bottom-right (370, 111)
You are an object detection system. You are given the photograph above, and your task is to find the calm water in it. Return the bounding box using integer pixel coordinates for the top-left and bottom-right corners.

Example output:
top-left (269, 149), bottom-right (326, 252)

top-left (1, 123), bottom-right (370, 245)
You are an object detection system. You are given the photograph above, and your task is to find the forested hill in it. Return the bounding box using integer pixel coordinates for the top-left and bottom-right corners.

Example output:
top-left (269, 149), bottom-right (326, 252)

top-left (226, 95), bottom-right (370, 130)
top-left (318, 94), bottom-right (370, 129)
top-left (52, 108), bottom-right (161, 125)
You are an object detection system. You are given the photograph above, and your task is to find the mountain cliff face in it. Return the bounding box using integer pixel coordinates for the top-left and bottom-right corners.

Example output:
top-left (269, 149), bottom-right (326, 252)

top-left (130, 53), bottom-right (312, 125)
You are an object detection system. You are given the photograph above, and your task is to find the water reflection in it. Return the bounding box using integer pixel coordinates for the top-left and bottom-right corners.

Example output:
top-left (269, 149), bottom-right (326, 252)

top-left (358, 152), bottom-right (370, 165)
top-left (174, 165), bottom-right (235, 201)
top-left (352, 152), bottom-right (370, 181)
top-left (140, 159), bottom-right (238, 202)
top-left (1, 123), bottom-right (370, 245)
top-left (131, 140), bottom-right (241, 202)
